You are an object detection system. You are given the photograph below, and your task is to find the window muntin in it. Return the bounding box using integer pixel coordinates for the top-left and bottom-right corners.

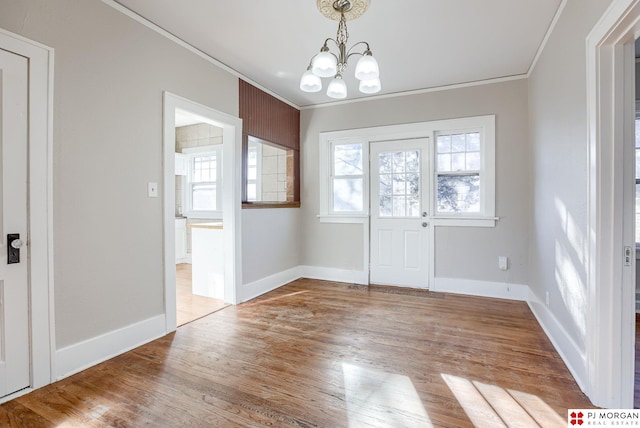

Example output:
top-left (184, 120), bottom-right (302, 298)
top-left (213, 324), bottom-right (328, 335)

top-left (435, 131), bottom-right (482, 214)
top-left (377, 150), bottom-right (421, 217)
top-left (331, 142), bottom-right (365, 213)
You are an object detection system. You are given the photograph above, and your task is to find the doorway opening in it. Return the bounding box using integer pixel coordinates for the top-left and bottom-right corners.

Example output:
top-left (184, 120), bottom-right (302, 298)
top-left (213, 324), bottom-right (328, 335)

top-left (163, 92), bottom-right (242, 333)
top-left (173, 112), bottom-right (229, 325)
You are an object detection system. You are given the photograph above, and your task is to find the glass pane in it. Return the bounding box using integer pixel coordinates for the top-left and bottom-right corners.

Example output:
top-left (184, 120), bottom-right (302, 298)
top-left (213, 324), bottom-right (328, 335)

top-left (407, 196), bottom-right (420, 217)
top-left (466, 152), bottom-right (481, 171)
top-left (406, 150), bottom-right (420, 172)
top-left (379, 153), bottom-right (392, 174)
top-left (437, 154), bottom-right (451, 172)
top-left (393, 152), bottom-right (405, 173)
top-left (393, 196), bottom-right (406, 216)
top-left (192, 184), bottom-right (216, 211)
top-left (334, 143), bottom-right (363, 176)
top-left (452, 153), bottom-right (465, 171)
top-left (437, 135), bottom-right (451, 153)
top-left (379, 174), bottom-right (392, 195)
top-left (466, 132), bottom-right (481, 151)
top-left (333, 178), bottom-right (363, 212)
top-left (437, 175), bottom-right (480, 213)
top-left (247, 183), bottom-right (256, 201)
top-left (451, 134), bottom-right (466, 152)
top-left (406, 173), bottom-right (419, 196)
top-left (379, 196), bottom-right (392, 217)
top-left (248, 166), bottom-right (257, 180)
top-left (392, 174), bottom-right (406, 194)
top-left (636, 119), bottom-right (640, 149)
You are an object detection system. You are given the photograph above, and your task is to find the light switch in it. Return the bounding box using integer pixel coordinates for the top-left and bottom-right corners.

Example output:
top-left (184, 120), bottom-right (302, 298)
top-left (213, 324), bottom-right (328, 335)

top-left (498, 256), bottom-right (508, 271)
top-left (148, 182), bottom-right (158, 198)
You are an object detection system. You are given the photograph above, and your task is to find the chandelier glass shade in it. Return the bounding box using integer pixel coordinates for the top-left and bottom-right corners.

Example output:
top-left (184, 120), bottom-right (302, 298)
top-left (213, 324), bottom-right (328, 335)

top-left (300, 0), bottom-right (380, 99)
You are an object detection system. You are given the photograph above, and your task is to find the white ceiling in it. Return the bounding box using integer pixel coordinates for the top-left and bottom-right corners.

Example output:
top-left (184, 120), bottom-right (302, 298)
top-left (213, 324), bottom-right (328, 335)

top-left (113, 0), bottom-right (563, 108)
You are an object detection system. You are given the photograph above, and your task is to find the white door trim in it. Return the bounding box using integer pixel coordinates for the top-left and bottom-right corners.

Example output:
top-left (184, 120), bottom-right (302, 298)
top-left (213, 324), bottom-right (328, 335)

top-left (586, 0), bottom-right (640, 408)
top-left (0, 29), bottom-right (55, 401)
top-left (162, 92), bottom-right (243, 332)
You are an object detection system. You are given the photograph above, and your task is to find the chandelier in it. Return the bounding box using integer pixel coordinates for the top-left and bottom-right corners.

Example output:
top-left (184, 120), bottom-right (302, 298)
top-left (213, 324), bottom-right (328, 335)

top-left (299, 0), bottom-right (380, 99)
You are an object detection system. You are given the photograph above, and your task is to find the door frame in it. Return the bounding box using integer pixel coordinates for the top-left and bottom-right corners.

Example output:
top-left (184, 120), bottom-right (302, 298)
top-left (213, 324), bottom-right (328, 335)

top-left (0, 29), bottom-right (55, 402)
top-left (162, 92), bottom-right (242, 332)
top-left (586, 0), bottom-right (640, 408)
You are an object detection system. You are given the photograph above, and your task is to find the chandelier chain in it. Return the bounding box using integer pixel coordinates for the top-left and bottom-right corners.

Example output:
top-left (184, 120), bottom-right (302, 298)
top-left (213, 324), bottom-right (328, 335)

top-left (336, 13), bottom-right (349, 46)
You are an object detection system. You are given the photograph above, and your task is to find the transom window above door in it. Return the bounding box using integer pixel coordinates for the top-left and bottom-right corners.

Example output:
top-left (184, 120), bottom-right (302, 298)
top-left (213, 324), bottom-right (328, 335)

top-left (318, 115), bottom-right (496, 227)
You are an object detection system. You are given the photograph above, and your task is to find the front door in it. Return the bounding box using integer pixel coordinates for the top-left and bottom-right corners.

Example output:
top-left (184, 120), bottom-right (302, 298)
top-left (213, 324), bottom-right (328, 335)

top-left (0, 48), bottom-right (30, 397)
top-left (370, 139), bottom-right (430, 288)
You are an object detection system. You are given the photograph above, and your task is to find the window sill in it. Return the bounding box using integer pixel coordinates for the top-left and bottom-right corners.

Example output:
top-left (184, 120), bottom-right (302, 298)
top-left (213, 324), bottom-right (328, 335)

top-left (242, 201), bottom-right (301, 209)
top-left (317, 215), bottom-right (368, 224)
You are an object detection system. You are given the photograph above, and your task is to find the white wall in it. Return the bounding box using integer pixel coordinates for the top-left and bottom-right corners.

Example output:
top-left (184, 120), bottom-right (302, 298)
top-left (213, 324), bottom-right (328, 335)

top-left (300, 79), bottom-right (531, 287)
top-left (528, 0), bottom-right (613, 365)
top-left (0, 0), bottom-right (239, 348)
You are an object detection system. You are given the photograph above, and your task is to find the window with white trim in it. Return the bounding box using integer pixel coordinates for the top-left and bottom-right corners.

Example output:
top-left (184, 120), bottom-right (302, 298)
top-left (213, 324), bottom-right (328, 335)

top-left (435, 130), bottom-right (481, 214)
top-left (318, 115), bottom-right (495, 226)
top-left (183, 145), bottom-right (223, 218)
top-left (330, 142), bottom-right (366, 213)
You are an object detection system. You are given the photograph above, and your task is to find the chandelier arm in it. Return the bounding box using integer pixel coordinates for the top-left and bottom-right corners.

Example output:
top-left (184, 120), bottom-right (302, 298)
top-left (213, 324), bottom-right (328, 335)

top-left (345, 41), bottom-right (371, 57)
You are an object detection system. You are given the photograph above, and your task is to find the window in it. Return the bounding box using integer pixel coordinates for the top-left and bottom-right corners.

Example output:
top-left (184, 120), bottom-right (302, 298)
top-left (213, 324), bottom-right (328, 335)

top-left (318, 115), bottom-right (495, 226)
top-left (183, 146), bottom-right (223, 218)
top-left (331, 142), bottom-right (365, 213)
top-left (435, 131), bottom-right (481, 214)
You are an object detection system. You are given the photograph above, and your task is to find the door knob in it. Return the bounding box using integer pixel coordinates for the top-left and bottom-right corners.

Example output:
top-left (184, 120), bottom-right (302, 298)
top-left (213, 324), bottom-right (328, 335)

top-left (8, 234), bottom-right (21, 264)
top-left (422, 222), bottom-right (429, 228)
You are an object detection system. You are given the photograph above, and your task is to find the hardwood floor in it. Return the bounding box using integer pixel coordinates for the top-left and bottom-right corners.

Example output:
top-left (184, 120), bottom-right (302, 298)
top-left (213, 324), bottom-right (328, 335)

top-left (176, 263), bottom-right (228, 326)
top-left (0, 279), bottom-right (593, 427)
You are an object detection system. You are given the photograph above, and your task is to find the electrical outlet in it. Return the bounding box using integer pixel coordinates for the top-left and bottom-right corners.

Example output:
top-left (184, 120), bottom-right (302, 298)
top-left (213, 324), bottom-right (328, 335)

top-left (545, 291), bottom-right (550, 307)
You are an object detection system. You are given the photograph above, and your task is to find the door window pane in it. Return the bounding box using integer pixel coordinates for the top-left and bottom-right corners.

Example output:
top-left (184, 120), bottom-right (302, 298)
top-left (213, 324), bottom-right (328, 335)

top-left (378, 150), bottom-right (421, 218)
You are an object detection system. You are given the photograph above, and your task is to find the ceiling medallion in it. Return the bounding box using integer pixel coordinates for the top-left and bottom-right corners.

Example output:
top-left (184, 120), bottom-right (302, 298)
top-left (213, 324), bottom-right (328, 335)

top-left (317, 0), bottom-right (369, 21)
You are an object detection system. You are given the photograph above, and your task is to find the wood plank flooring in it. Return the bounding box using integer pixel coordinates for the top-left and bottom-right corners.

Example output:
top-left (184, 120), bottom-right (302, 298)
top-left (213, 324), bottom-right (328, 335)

top-left (176, 263), bottom-right (228, 326)
top-left (0, 279), bottom-right (593, 427)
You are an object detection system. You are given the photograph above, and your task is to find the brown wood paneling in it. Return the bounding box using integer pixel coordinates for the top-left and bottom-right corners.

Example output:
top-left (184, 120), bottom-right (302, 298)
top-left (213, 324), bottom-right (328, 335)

top-left (239, 80), bottom-right (300, 150)
top-left (239, 80), bottom-right (301, 204)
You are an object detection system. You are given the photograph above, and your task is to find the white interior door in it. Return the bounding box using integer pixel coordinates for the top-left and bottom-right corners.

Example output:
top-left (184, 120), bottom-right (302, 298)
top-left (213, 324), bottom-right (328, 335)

top-left (370, 139), bottom-right (429, 288)
top-left (0, 48), bottom-right (30, 398)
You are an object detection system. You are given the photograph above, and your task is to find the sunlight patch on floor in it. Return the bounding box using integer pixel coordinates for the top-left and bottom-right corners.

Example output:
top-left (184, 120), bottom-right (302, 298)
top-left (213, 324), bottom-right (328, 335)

top-left (342, 362), bottom-right (432, 427)
top-left (441, 373), bottom-right (565, 428)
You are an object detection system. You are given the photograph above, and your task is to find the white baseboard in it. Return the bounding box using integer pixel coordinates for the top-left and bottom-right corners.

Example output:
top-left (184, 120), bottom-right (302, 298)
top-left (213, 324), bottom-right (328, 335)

top-left (526, 294), bottom-right (587, 392)
top-left (239, 266), bottom-right (303, 303)
top-left (55, 314), bottom-right (166, 380)
top-left (299, 265), bottom-right (368, 285)
top-left (432, 277), bottom-right (529, 301)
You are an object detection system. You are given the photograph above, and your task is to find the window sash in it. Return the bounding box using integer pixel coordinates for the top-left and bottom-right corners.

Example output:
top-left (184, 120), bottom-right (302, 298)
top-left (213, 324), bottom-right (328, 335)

top-left (183, 146), bottom-right (223, 218)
